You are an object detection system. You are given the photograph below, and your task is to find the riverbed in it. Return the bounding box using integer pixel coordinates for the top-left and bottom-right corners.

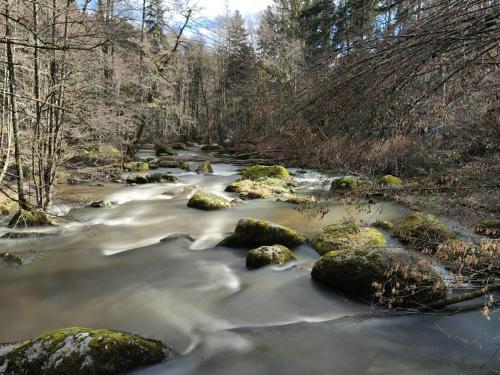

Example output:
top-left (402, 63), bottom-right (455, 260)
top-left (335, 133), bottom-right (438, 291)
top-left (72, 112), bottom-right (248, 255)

top-left (0, 146), bottom-right (498, 374)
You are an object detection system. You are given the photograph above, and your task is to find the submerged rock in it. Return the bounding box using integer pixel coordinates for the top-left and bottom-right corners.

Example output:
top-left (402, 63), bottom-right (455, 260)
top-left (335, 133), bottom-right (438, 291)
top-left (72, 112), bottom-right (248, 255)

top-left (126, 174), bottom-right (178, 184)
top-left (0, 252), bottom-right (22, 266)
top-left (282, 195), bottom-right (314, 205)
top-left (380, 175), bottom-right (403, 186)
top-left (311, 249), bottom-right (447, 308)
top-left (220, 217), bottom-right (305, 248)
top-left (187, 191), bottom-right (232, 211)
top-left (309, 222), bottom-right (386, 256)
top-left (241, 165), bottom-right (290, 180)
top-left (0, 327), bottom-right (174, 375)
top-left (330, 176), bottom-right (367, 191)
top-left (87, 200), bottom-right (116, 209)
top-left (246, 245), bottom-right (296, 269)
top-left (124, 162), bottom-right (149, 172)
top-left (8, 210), bottom-right (54, 228)
top-left (393, 211), bottom-right (456, 250)
top-left (474, 218), bottom-right (500, 238)
top-left (196, 161), bottom-right (213, 174)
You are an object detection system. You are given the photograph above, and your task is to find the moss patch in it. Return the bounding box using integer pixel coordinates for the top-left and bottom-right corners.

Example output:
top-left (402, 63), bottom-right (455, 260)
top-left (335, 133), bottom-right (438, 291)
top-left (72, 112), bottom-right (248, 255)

top-left (380, 175), bottom-right (403, 186)
top-left (0, 327), bottom-right (174, 375)
top-left (220, 217), bottom-right (305, 248)
top-left (126, 174), bottom-right (178, 184)
top-left (225, 177), bottom-right (295, 200)
top-left (309, 222), bottom-right (386, 256)
top-left (241, 165), bottom-right (290, 180)
top-left (330, 176), bottom-right (367, 191)
top-left (393, 211), bottom-right (456, 250)
top-left (187, 191), bottom-right (232, 211)
top-left (311, 249), bottom-right (447, 308)
top-left (124, 162), bottom-right (149, 172)
top-left (196, 161), bottom-right (213, 174)
top-left (155, 144), bottom-right (175, 156)
top-left (8, 210), bottom-right (54, 228)
top-left (372, 220), bottom-right (394, 231)
top-left (246, 245), bottom-right (296, 269)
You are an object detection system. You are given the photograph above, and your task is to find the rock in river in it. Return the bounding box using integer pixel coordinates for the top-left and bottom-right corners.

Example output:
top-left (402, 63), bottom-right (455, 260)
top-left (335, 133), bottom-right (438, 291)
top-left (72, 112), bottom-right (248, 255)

top-left (187, 191), bottom-right (232, 210)
top-left (246, 245), bottom-right (296, 269)
top-left (0, 327), bottom-right (175, 375)
top-left (220, 217), bottom-right (305, 248)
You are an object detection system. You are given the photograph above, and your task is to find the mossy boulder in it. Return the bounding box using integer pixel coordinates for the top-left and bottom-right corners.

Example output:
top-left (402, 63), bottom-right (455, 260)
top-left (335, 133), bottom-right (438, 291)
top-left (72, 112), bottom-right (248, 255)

top-left (330, 176), bottom-right (367, 191)
top-left (88, 200), bottom-right (116, 209)
top-left (393, 211), bottom-right (456, 250)
top-left (187, 191), bottom-right (232, 211)
top-left (196, 161), bottom-right (213, 174)
top-left (124, 162), bottom-right (149, 172)
top-left (309, 222), bottom-right (386, 256)
top-left (246, 245), bottom-right (296, 269)
top-left (172, 142), bottom-right (188, 150)
top-left (311, 249), bottom-right (447, 308)
top-left (372, 220), bottom-right (394, 231)
top-left (0, 252), bottom-right (22, 266)
top-left (0, 327), bottom-right (174, 375)
top-left (380, 175), bottom-right (403, 186)
top-left (225, 177), bottom-right (295, 200)
top-left (220, 218), bottom-right (305, 248)
top-left (241, 165), bottom-right (290, 180)
top-left (9, 210), bottom-right (54, 228)
top-left (474, 218), bottom-right (500, 238)
top-left (157, 159), bottom-right (190, 171)
top-left (126, 174), bottom-right (178, 184)
top-left (282, 195), bottom-right (314, 205)
top-left (155, 144), bottom-right (175, 156)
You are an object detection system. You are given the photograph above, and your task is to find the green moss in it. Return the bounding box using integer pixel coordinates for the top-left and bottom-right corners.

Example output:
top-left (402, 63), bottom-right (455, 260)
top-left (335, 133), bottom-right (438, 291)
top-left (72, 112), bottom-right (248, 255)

top-left (177, 160), bottom-right (190, 171)
top-left (0, 252), bottom-right (22, 266)
top-left (220, 217), bottom-right (305, 248)
top-left (393, 211), bottom-right (456, 250)
top-left (474, 218), bottom-right (500, 238)
top-left (0, 327), bottom-right (174, 375)
top-left (241, 165), bottom-right (290, 180)
top-left (187, 191), bottom-right (232, 211)
top-left (124, 162), bottom-right (149, 172)
top-left (380, 175), bottom-right (403, 186)
top-left (8, 210), bottom-right (54, 228)
top-left (309, 222), bottom-right (386, 256)
top-left (0, 199), bottom-right (15, 215)
top-left (311, 248), bottom-right (447, 308)
top-left (283, 195), bottom-right (314, 205)
top-left (246, 245), bottom-right (296, 269)
top-left (225, 177), bottom-right (294, 200)
top-left (127, 174), bottom-right (178, 184)
top-left (157, 158), bottom-right (189, 171)
top-left (330, 176), bottom-right (367, 191)
top-left (55, 170), bottom-right (71, 185)
top-left (196, 161), bottom-right (213, 174)
top-left (372, 220), bottom-right (394, 231)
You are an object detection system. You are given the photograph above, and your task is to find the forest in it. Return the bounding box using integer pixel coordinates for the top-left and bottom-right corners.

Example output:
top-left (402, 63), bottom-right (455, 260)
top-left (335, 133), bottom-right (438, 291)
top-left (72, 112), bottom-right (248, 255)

top-left (0, 0), bottom-right (499, 374)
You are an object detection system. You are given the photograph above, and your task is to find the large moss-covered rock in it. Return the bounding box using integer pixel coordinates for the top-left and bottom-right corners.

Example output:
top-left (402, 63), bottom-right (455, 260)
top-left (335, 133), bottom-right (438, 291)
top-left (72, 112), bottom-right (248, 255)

top-left (330, 176), bottom-right (367, 191)
top-left (220, 218), bottom-right (305, 248)
top-left (126, 174), bottom-right (178, 184)
top-left (124, 162), bottom-right (149, 172)
top-left (311, 249), bottom-right (447, 308)
top-left (8, 210), bottom-right (54, 228)
top-left (474, 218), bottom-right (500, 238)
top-left (309, 222), bottom-right (386, 256)
top-left (380, 175), bottom-right (402, 186)
top-left (201, 144), bottom-right (222, 152)
top-left (157, 159), bottom-right (190, 171)
top-left (372, 220), bottom-right (394, 231)
top-left (393, 211), bottom-right (456, 250)
top-left (225, 177), bottom-right (295, 200)
top-left (196, 161), bottom-right (213, 174)
top-left (187, 191), bottom-right (232, 211)
top-left (246, 245), bottom-right (296, 269)
top-left (0, 327), bottom-right (174, 375)
top-left (241, 165), bottom-right (290, 180)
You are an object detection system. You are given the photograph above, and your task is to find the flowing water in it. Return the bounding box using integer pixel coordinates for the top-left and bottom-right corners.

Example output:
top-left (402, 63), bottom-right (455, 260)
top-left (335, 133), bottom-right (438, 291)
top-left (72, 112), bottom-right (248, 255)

top-left (0, 147), bottom-right (498, 374)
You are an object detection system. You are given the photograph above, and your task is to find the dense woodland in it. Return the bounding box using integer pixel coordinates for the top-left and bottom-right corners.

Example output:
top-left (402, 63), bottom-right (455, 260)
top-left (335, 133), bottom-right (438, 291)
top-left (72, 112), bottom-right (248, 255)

top-left (0, 0), bottom-right (498, 212)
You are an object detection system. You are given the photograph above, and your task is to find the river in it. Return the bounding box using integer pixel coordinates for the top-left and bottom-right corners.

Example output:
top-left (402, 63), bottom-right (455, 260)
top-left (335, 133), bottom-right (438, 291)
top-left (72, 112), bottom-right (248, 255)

top-left (0, 146), bottom-right (498, 374)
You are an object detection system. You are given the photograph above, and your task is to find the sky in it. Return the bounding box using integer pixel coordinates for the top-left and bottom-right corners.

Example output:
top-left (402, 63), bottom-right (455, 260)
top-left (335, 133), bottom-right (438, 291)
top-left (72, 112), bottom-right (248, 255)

top-left (195, 0), bottom-right (273, 19)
